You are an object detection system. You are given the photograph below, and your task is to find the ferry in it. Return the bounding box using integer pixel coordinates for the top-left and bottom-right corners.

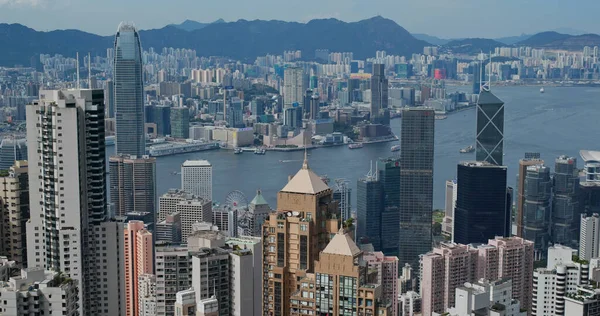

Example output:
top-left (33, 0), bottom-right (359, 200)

top-left (460, 145), bottom-right (475, 153)
top-left (148, 142), bottom-right (219, 157)
top-left (254, 148), bottom-right (266, 155)
top-left (234, 148), bottom-right (243, 154)
top-left (540, 87), bottom-right (545, 93)
top-left (348, 143), bottom-right (363, 149)
top-left (391, 145), bottom-right (401, 152)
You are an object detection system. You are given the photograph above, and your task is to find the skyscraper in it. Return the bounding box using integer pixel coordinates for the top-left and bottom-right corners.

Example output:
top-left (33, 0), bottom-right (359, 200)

top-left (454, 161), bottom-right (509, 245)
top-left (378, 157), bottom-right (401, 257)
top-left (0, 138), bottom-right (27, 170)
top-left (356, 171), bottom-right (383, 250)
top-left (158, 189), bottom-right (212, 242)
top-left (105, 79), bottom-right (115, 118)
top-left (399, 107), bottom-right (434, 267)
top-left (262, 155), bottom-right (339, 316)
top-left (0, 161), bottom-right (29, 268)
top-left (26, 89), bottom-right (125, 315)
top-left (283, 67), bottom-right (305, 109)
top-left (181, 160), bottom-right (212, 201)
top-left (370, 64), bottom-right (388, 124)
top-left (552, 156), bottom-right (580, 246)
top-left (522, 164), bottom-right (552, 258)
top-left (580, 213), bottom-right (600, 261)
top-left (114, 22), bottom-right (145, 156)
top-left (475, 89), bottom-right (504, 165)
top-left (124, 221), bottom-right (154, 316)
top-left (516, 153), bottom-right (543, 237)
top-left (170, 106), bottom-right (190, 139)
top-left (109, 154), bottom-right (156, 219)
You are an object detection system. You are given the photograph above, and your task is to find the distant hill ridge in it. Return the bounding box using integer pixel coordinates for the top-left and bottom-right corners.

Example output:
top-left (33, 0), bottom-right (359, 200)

top-left (0, 16), bottom-right (429, 67)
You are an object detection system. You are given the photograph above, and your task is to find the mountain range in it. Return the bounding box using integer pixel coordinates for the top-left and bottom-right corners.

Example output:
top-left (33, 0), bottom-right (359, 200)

top-left (0, 16), bottom-right (428, 67)
top-left (0, 17), bottom-right (598, 67)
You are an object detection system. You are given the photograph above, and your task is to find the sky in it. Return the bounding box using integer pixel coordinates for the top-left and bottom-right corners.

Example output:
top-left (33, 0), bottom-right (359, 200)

top-left (0, 0), bottom-right (598, 38)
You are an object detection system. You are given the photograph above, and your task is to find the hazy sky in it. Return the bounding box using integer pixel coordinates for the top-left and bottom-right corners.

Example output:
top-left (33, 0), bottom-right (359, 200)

top-left (0, 0), bottom-right (597, 38)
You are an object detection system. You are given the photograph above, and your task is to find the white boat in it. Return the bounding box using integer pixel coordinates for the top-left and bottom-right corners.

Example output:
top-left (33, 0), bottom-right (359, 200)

top-left (348, 143), bottom-right (363, 149)
top-left (234, 148), bottom-right (243, 154)
top-left (391, 145), bottom-right (401, 152)
top-left (254, 148), bottom-right (266, 155)
top-left (460, 145), bottom-right (475, 153)
top-left (540, 87), bottom-right (545, 93)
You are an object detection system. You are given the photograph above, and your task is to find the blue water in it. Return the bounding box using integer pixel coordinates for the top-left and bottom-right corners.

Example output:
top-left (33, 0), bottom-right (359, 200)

top-left (106, 86), bottom-right (600, 210)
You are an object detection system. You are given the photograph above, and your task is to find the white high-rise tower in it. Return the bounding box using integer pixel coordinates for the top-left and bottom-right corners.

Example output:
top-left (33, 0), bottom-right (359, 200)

top-left (181, 160), bottom-right (212, 201)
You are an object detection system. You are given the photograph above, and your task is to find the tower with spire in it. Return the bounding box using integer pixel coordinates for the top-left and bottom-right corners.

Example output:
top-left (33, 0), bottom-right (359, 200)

top-left (262, 156), bottom-right (340, 316)
top-left (476, 53), bottom-right (505, 166)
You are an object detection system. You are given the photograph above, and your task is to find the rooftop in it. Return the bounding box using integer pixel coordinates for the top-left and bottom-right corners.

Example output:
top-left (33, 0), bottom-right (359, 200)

top-left (250, 190), bottom-right (269, 206)
top-left (322, 230), bottom-right (361, 257)
top-left (477, 89), bottom-right (504, 105)
top-left (281, 154), bottom-right (330, 194)
top-left (182, 160), bottom-right (212, 167)
top-left (581, 150), bottom-right (600, 163)
top-left (460, 161), bottom-right (507, 169)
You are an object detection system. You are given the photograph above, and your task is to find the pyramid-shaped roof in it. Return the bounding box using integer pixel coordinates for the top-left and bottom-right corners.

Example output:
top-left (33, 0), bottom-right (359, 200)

top-left (281, 154), bottom-right (329, 194)
top-left (322, 230), bottom-right (361, 257)
top-left (477, 90), bottom-right (504, 105)
top-left (250, 190), bottom-right (269, 206)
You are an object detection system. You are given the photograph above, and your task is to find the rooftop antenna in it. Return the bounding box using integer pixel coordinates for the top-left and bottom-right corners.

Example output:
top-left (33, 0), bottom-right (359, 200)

top-left (488, 51), bottom-right (492, 90)
top-left (479, 50), bottom-right (483, 92)
top-left (88, 52), bottom-right (92, 89)
top-left (302, 136), bottom-right (309, 169)
top-left (76, 52), bottom-right (80, 89)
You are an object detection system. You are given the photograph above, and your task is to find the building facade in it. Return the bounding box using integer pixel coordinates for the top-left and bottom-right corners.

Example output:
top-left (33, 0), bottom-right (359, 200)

top-left (114, 22), bottom-right (145, 156)
top-left (581, 214), bottom-right (600, 261)
top-left (370, 64), bottom-right (389, 124)
top-left (0, 161), bottom-right (29, 268)
top-left (553, 156), bottom-right (580, 246)
top-left (475, 89), bottom-right (504, 165)
top-left (522, 164), bottom-right (552, 258)
top-left (158, 189), bottom-right (212, 242)
top-left (181, 160), bottom-right (212, 202)
top-left (516, 153), bottom-right (543, 237)
top-left (283, 67), bottom-right (305, 109)
top-left (399, 107), bottom-right (434, 267)
top-left (378, 157), bottom-right (401, 257)
top-left (124, 221), bottom-right (154, 316)
top-left (109, 154), bottom-right (156, 219)
top-left (170, 107), bottom-right (190, 139)
top-left (356, 172), bottom-right (383, 250)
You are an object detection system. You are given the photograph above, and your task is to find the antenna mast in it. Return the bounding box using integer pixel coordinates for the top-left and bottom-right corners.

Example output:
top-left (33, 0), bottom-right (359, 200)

top-left (88, 53), bottom-right (92, 89)
top-left (76, 52), bottom-right (80, 89)
top-left (488, 51), bottom-right (492, 90)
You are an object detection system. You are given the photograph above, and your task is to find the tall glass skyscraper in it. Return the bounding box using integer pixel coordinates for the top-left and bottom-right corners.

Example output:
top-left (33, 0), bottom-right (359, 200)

top-left (552, 156), bottom-right (580, 247)
top-left (454, 161), bottom-right (510, 245)
top-left (370, 64), bottom-right (389, 125)
top-left (356, 173), bottom-right (383, 250)
top-left (378, 157), bottom-right (400, 257)
top-left (114, 23), bottom-right (145, 156)
top-left (522, 164), bottom-right (552, 258)
top-left (399, 108), bottom-right (434, 267)
top-left (476, 89), bottom-right (504, 166)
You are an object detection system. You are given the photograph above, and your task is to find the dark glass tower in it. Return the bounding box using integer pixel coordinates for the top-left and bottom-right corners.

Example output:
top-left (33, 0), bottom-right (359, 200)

top-left (399, 108), bottom-right (434, 267)
top-left (522, 164), bottom-right (552, 258)
top-left (370, 64), bottom-right (388, 124)
top-left (114, 22), bottom-right (145, 156)
top-left (552, 156), bottom-right (580, 246)
top-left (356, 173), bottom-right (383, 250)
top-left (476, 89), bottom-right (504, 165)
top-left (454, 161), bottom-right (510, 244)
top-left (378, 157), bottom-right (401, 257)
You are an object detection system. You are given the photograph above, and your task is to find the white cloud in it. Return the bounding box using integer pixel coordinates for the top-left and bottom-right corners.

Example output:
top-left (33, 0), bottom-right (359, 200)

top-left (0, 0), bottom-right (47, 8)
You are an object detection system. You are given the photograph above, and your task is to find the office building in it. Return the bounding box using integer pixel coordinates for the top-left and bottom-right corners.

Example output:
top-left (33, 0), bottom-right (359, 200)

top-left (124, 221), bottom-right (154, 316)
top-left (356, 170), bottom-right (383, 250)
top-left (564, 286), bottom-right (600, 315)
top-left (581, 214), bottom-right (600, 261)
top-left (155, 245), bottom-right (192, 316)
top-left (262, 155), bottom-right (340, 316)
top-left (532, 244), bottom-right (589, 316)
top-left (333, 179), bottom-right (352, 222)
top-left (181, 160), bottom-right (212, 202)
top-left (25, 89), bottom-right (125, 315)
top-left (421, 237), bottom-right (534, 315)
top-left (0, 161), bottom-right (29, 268)
top-left (476, 88), bottom-right (505, 165)
top-left (170, 107), bottom-right (190, 139)
top-left (139, 274), bottom-right (157, 316)
top-left (247, 190), bottom-right (272, 237)
top-left (156, 212), bottom-right (182, 243)
top-left (0, 138), bottom-right (27, 170)
top-left (289, 230), bottom-right (394, 316)
top-left (113, 23), bottom-right (146, 157)
top-left (442, 179), bottom-right (457, 240)
top-left (212, 206), bottom-right (238, 237)
top-left (399, 107), bottom-right (434, 267)
top-left (378, 157), bottom-right (401, 257)
top-left (454, 161), bottom-right (509, 244)
top-left (109, 154), bottom-right (156, 219)
top-left (283, 67), bottom-right (305, 109)
top-left (445, 279), bottom-right (527, 316)
top-left (0, 267), bottom-right (79, 316)
top-left (370, 64), bottom-right (388, 124)
top-left (284, 106), bottom-right (302, 129)
top-left (114, 22), bottom-right (145, 156)
top-left (553, 156), bottom-right (580, 246)
top-left (158, 189), bottom-right (212, 241)
top-left (362, 251), bottom-right (399, 316)
top-left (153, 105), bottom-right (171, 136)
top-left (516, 153), bottom-right (543, 237)
top-left (105, 79), bottom-right (115, 118)
top-left (308, 93), bottom-right (320, 120)
top-left (522, 164), bottom-right (552, 258)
